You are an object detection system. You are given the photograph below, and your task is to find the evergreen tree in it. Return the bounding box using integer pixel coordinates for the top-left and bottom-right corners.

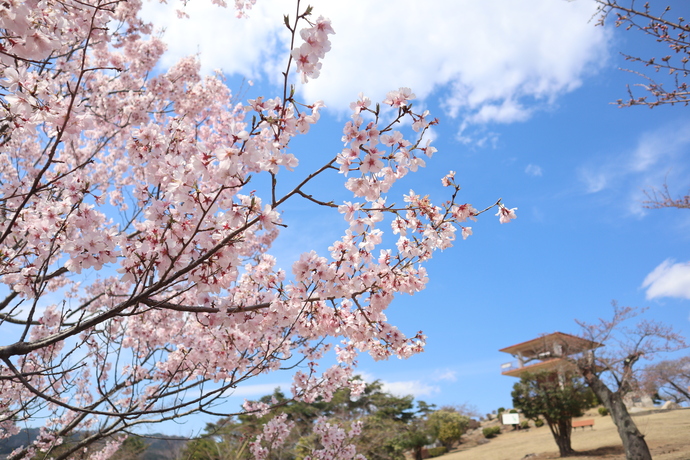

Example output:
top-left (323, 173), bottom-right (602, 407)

top-left (512, 371), bottom-right (596, 457)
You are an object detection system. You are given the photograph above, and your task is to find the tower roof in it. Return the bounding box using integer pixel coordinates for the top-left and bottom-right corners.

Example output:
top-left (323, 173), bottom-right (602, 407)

top-left (499, 332), bottom-right (602, 359)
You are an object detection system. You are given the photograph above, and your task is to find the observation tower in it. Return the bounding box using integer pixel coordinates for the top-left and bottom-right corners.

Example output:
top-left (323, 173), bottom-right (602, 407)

top-left (499, 332), bottom-right (602, 378)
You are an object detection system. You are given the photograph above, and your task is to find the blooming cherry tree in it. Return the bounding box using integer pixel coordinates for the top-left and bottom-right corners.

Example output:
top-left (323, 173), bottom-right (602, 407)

top-left (0, 0), bottom-right (514, 459)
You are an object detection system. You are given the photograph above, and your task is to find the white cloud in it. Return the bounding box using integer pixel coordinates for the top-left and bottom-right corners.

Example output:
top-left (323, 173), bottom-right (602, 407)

top-left (141, 0), bottom-right (289, 80)
top-left (525, 164), bottom-right (543, 177)
top-left (382, 380), bottom-right (440, 398)
top-left (141, 0), bottom-right (609, 134)
top-left (357, 369), bottom-right (454, 397)
top-left (464, 99), bottom-right (532, 126)
top-left (356, 371), bottom-right (440, 397)
top-left (642, 259), bottom-right (690, 300)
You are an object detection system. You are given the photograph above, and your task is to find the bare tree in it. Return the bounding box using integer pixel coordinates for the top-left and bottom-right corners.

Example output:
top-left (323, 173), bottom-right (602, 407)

top-left (641, 355), bottom-right (690, 404)
top-left (573, 303), bottom-right (686, 460)
top-left (595, 1), bottom-right (690, 108)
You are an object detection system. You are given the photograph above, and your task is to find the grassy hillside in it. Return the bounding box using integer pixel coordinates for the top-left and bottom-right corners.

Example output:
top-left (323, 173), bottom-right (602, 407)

top-left (443, 408), bottom-right (690, 460)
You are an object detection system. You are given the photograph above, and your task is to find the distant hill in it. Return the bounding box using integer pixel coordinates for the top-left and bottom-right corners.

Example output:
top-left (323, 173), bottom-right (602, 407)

top-left (0, 428), bottom-right (43, 458)
top-left (0, 429), bottom-right (188, 460)
top-left (137, 434), bottom-right (188, 460)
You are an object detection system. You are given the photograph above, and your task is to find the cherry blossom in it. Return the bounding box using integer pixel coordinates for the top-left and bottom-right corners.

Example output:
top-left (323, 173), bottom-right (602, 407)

top-left (442, 171), bottom-right (456, 187)
top-left (496, 204), bottom-right (519, 224)
top-left (291, 15), bottom-right (335, 83)
top-left (349, 92), bottom-right (371, 114)
top-left (383, 87), bottom-right (416, 107)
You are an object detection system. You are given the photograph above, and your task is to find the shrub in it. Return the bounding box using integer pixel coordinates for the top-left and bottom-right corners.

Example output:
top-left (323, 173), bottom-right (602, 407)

top-left (482, 426), bottom-right (501, 438)
top-left (497, 407), bottom-right (505, 414)
top-left (534, 419), bottom-right (545, 427)
top-left (598, 407), bottom-right (609, 416)
top-left (520, 420), bottom-right (530, 429)
top-left (427, 410), bottom-right (469, 450)
top-left (509, 409), bottom-right (518, 414)
top-left (427, 446), bottom-right (447, 458)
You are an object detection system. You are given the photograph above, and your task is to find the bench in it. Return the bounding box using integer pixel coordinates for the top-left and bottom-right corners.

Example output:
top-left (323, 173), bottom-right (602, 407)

top-left (572, 419), bottom-right (595, 430)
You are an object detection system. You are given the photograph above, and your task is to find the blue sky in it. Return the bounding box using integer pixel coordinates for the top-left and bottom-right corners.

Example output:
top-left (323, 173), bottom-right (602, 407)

top-left (140, 0), bottom-right (690, 433)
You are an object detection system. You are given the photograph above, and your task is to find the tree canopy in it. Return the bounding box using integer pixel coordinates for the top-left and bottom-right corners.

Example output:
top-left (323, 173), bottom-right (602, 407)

top-left (179, 382), bottom-right (473, 460)
top-left (512, 371), bottom-right (596, 457)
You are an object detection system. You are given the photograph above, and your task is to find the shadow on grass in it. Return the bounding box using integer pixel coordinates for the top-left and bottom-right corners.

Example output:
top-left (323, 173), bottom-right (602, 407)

top-left (569, 445), bottom-right (625, 456)
top-left (527, 445), bottom-right (625, 459)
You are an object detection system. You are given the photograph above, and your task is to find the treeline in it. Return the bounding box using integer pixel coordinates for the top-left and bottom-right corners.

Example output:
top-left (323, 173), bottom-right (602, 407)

top-left (179, 380), bottom-right (477, 460)
top-left (1, 381), bottom-right (476, 460)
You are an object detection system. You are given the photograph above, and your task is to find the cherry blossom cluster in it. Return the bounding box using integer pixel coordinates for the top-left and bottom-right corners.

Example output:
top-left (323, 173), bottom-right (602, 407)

top-left (291, 16), bottom-right (335, 83)
top-left (0, 0), bottom-right (515, 459)
top-left (86, 439), bottom-right (126, 460)
top-left (249, 413), bottom-right (294, 460)
top-left (336, 90), bottom-right (437, 203)
top-left (0, 0), bottom-right (60, 62)
top-left (303, 418), bottom-right (365, 460)
top-left (232, 0), bottom-right (257, 17)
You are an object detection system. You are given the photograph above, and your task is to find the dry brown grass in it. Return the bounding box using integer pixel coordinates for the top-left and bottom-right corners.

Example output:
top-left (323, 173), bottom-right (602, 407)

top-left (441, 408), bottom-right (690, 460)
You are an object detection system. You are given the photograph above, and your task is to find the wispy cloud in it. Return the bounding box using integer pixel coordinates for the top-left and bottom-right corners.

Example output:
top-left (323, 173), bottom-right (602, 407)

top-left (141, 0), bottom-right (608, 137)
top-left (642, 259), bottom-right (690, 300)
top-left (577, 120), bottom-right (690, 214)
top-left (433, 370), bottom-right (458, 382)
top-left (525, 164), bottom-right (543, 177)
top-left (578, 169), bottom-right (608, 194)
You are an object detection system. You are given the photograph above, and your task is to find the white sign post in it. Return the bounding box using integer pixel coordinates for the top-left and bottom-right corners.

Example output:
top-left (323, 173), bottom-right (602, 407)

top-left (502, 413), bottom-right (520, 425)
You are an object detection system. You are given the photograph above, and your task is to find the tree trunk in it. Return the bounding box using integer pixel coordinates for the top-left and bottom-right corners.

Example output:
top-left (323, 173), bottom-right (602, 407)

top-left (581, 369), bottom-right (652, 460)
top-left (546, 417), bottom-right (574, 457)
